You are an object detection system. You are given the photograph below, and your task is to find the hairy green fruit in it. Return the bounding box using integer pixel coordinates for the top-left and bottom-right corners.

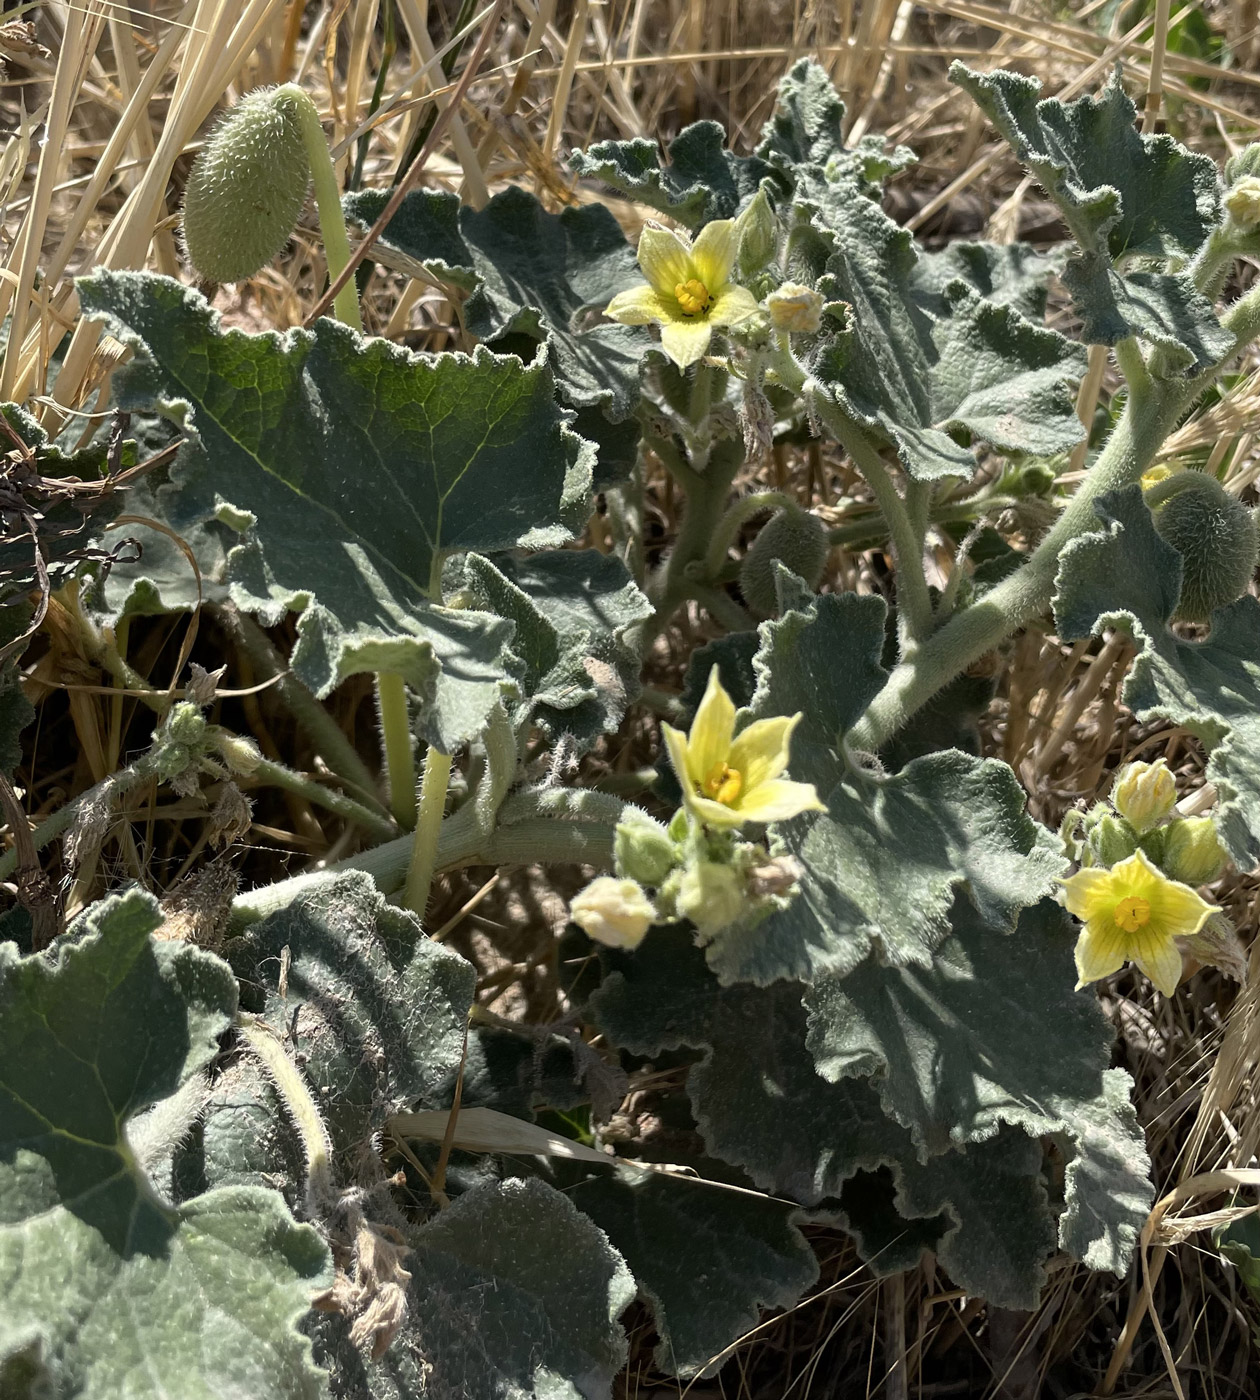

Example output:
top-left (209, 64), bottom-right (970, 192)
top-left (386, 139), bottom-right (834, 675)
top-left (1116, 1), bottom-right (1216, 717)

top-left (739, 506), bottom-right (828, 616)
top-left (1148, 473), bottom-right (1259, 623)
top-left (182, 88), bottom-right (310, 283)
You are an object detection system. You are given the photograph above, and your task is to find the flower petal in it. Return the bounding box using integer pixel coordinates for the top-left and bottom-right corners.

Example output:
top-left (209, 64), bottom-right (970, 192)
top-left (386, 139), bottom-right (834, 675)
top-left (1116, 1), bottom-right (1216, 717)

top-left (1133, 936), bottom-right (1184, 996)
top-left (708, 284), bottom-right (761, 328)
top-left (1060, 866), bottom-right (1117, 924)
top-left (729, 715), bottom-right (795, 792)
top-left (686, 792), bottom-right (746, 829)
top-left (735, 778), bottom-right (825, 824)
top-left (690, 219), bottom-right (738, 289)
top-left (1146, 870), bottom-right (1217, 940)
top-left (659, 318), bottom-right (713, 367)
top-left (1073, 918), bottom-right (1128, 988)
top-left (605, 284), bottom-right (671, 326)
top-left (661, 723), bottom-right (694, 795)
top-left (637, 225), bottom-right (694, 297)
top-left (688, 666), bottom-right (736, 789)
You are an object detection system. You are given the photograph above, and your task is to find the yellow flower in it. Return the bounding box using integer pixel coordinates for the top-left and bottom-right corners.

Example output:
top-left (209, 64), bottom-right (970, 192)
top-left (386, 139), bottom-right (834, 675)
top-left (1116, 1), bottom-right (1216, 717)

top-left (605, 220), bottom-right (760, 368)
top-left (1111, 758), bottom-right (1176, 833)
top-left (1061, 849), bottom-right (1217, 996)
top-left (662, 666), bottom-right (824, 829)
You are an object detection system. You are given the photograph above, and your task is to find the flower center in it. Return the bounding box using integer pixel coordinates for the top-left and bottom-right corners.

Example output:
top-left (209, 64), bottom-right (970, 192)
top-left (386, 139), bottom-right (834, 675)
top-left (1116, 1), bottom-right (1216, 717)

top-left (1113, 896), bottom-right (1152, 933)
top-left (703, 761), bottom-right (743, 806)
top-left (674, 278), bottom-right (712, 317)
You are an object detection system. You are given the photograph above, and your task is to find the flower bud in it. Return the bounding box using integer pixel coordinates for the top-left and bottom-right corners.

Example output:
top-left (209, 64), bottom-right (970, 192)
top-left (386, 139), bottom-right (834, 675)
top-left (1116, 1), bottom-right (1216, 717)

top-left (1226, 143), bottom-right (1260, 185)
top-left (213, 731), bottom-right (264, 776)
top-left (165, 701), bottom-right (208, 747)
top-left (1162, 817), bottom-right (1229, 885)
top-left (569, 877), bottom-right (656, 950)
top-left (735, 188), bottom-right (777, 278)
top-left (1226, 175), bottom-right (1260, 232)
top-left (766, 282), bottom-right (824, 334)
top-left (613, 808), bottom-right (677, 888)
top-left (1085, 812), bottom-right (1140, 868)
top-left (182, 87), bottom-right (311, 283)
top-left (676, 861), bottom-right (744, 941)
top-left (1112, 760), bottom-right (1177, 834)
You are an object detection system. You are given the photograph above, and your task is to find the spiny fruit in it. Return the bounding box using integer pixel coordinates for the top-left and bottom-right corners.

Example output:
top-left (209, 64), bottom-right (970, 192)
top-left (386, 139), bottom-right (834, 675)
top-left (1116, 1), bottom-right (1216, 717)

top-left (739, 505), bottom-right (828, 616)
top-left (1149, 472), bottom-right (1259, 623)
top-left (181, 87), bottom-right (310, 283)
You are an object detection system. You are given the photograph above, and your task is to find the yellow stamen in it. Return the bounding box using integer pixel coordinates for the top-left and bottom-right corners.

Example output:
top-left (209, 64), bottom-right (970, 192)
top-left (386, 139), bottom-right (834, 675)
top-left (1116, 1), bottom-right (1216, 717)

top-left (674, 278), bottom-right (711, 317)
top-left (1114, 896), bottom-right (1151, 933)
top-left (704, 761), bottom-right (743, 806)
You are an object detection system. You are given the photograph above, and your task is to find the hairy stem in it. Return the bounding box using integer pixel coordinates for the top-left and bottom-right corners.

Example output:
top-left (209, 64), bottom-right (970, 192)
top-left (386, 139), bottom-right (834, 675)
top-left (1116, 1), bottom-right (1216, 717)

top-left (0, 765), bottom-right (150, 883)
top-left (375, 672), bottom-right (416, 829)
top-left (276, 84), bottom-right (363, 332)
top-left (248, 757), bottom-right (398, 842)
top-left (403, 746), bottom-right (453, 920)
top-left (703, 490), bottom-right (798, 578)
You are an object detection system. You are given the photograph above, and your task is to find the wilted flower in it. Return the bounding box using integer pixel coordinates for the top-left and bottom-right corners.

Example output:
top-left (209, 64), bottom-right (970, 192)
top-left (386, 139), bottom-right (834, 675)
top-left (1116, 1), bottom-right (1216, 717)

top-left (676, 861), bottom-right (744, 940)
top-left (1111, 759), bottom-right (1176, 834)
top-left (605, 220), bottom-right (760, 368)
top-left (1061, 849), bottom-right (1217, 996)
top-left (569, 876), bottom-right (657, 949)
top-left (662, 667), bottom-right (824, 830)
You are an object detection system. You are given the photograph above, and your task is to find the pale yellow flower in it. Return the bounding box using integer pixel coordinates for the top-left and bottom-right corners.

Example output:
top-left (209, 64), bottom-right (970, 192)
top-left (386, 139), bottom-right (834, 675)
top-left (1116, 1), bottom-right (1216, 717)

top-left (605, 220), bottom-right (760, 368)
top-left (1061, 849), bottom-right (1217, 996)
top-left (1111, 758), bottom-right (1176, 834)
top-left (569, 876), bottom-right (656, 949)
top-left (662, 667), bottom-right (824, 830)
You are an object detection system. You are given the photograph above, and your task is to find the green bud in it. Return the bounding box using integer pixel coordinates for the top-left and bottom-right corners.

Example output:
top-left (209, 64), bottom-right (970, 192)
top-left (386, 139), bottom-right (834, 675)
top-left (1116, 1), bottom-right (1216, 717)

top-left (739, 507), bottom-right (829, 617)
top-left (213, 731), bottom-right (263, 776)
top-left (1148, 472), bottom-right (1259, 623)
top-left (569, 876), bottom-right (656, 950)
top-left (676, 861), bottom-right (744, 940)
top-left (1162, 817), bottom-right (1229, 885)
top-left (182, 87), bottom-right (311, 283)
top-left (1085, 812), bottom-right (1140, 868)
top-left (1112, 758), bottom-right (1177, 834)
top-left (153, 743), bottom-right (194, 782)
top-left (1225, 143), bottom-right (1260, 185)
top-left (613, 808), bottom-right (678, 887)
top-left (1225, 176), bottom-right (1260, 233)
top-left (165, 701), bottom-right (207, 748)
top-left (765, 282), bottom-right (824, 335)
top-left (735, 187), bottom-right (778, 278)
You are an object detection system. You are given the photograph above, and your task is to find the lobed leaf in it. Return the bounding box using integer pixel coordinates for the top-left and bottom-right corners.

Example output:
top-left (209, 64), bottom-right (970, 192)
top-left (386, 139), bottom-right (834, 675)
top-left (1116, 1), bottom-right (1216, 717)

top-left (1054, 485), bottom-right (1260, 867)
top-left (0, 890), bottom-right (330, 1398)
top-left (79, 270), bottom-right (595, 749)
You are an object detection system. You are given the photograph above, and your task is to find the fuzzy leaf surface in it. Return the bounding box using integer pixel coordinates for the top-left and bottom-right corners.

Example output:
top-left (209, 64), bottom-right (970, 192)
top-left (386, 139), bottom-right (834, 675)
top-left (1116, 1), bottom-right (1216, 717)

top-left (910, 241), bottom-right (1062, 322)
top-left (951, 64), bottom-right (1228, 366)
top-left (588, 930), bottom-right (1057, 1307)
top-left (1055, 485), bottom-right (1260, 867)
top-left (569, 1164), bottom-right (819, 1379)
top-left (316, 1177), bottom-right (633, 1400)
top-left (344, 185), bottom-right (649, 422)
top-left (0, 889), bottom-right (330, 1397)
top-left (804, 898), bottom-right (1152, 1272)
top-left (78, 270), bottom-right (594, 749)
top-left (706, 593), bottom-right (1064, 984)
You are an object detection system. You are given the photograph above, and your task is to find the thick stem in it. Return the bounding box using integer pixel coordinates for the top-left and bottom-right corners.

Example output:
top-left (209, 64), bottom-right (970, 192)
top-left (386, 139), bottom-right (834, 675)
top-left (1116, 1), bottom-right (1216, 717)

top-left (276, 84), bottom-right (363, 332)
top-left (403, 746), bottom-right (453, 920)
top-left (376, 672), bottom-right (416, 829)
top-left (237, 1015), bottom-right (335, 1213)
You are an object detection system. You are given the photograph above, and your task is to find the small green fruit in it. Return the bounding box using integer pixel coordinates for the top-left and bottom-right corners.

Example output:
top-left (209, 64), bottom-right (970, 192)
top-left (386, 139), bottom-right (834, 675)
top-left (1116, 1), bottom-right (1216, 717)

top-left (739, 506), bottom-right (828, 616)
top-left (1149, 473), bottom-right (1259, 623)
top-left (182, 87), bottom-right (310, 283)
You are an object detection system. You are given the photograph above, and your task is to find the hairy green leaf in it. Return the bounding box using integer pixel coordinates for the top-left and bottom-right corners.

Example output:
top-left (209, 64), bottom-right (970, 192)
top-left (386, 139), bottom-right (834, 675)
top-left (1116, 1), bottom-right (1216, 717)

top-left (316, 1177), bottom-right (633, 1400)
top-left (1055, 485), bottom-right (1260, 867)
top-left (344, 186), bottom-right (649, 429)
top-left (569, 1164), bottom-right (818, 1379)
top-left (79, 270), bottom-right (595, 749)
top-left (0, 889), bottom-right (330, 1397)
top-left (951, 64), bottom-right (1228, 367)
top-left (911, 241), bottom-right (1062, 322)
top-left (704, 593), bottom-right (1064, 984)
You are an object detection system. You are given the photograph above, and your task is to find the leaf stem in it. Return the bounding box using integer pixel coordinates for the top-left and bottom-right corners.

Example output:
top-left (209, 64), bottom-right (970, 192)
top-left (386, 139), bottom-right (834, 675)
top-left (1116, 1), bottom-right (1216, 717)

top-left (376, 672), bottom-right (416, 829)
top-left (237, 1015), bottom-right (336, 1214)
top-left (275, 84), bottom-right (363, 332)
top-left (703, 490), bottom-right (798, 579)
top-left (403, 746), bottom-right (453, 921)
top-left (248, 757), bottom-right (398, 842)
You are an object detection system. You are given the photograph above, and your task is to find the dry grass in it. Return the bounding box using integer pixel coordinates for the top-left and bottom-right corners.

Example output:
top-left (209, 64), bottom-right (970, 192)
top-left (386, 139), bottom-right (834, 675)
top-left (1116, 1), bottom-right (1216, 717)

top-left (6, 0), bottom-right (1260, 1395)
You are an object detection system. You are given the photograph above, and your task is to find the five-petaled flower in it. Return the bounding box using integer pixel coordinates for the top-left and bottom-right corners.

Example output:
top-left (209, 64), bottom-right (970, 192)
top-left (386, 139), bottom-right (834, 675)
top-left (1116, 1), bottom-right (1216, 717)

top-left (662, 667), bottom-right (824, 829)
top-left (604, 219), bottom-right (760, 368)
top-left (1061, 849), bottom-right (1217, 996)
